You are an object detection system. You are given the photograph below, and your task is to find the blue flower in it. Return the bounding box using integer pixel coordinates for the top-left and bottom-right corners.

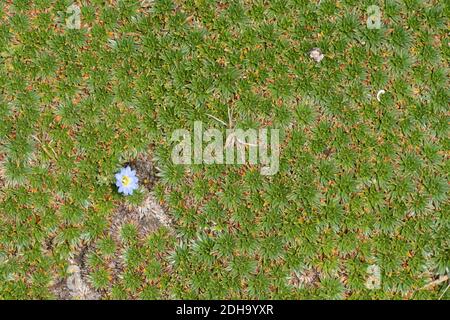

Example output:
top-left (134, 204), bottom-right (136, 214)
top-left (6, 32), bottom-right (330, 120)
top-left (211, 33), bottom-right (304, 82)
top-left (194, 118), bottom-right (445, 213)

top-left (115, 166), bottom-right (139, 196)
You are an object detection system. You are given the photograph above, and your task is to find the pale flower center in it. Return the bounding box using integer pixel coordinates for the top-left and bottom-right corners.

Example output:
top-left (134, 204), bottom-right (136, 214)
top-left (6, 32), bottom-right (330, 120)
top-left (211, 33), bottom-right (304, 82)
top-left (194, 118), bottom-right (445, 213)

top-left (121, 175), bottom-right (131, 187)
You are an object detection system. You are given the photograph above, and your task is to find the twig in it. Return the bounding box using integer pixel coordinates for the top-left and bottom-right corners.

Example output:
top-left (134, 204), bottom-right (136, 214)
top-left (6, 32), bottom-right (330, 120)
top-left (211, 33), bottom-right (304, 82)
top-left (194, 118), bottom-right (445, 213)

top-left (439, 283), bottom-right (449, 300)
top-left (32, 135), bottom-right (56, 159)
top-left (206, 113), bottom-right (227, 127)
top-left (421, 275), bottom-right (448, 290)
top-left (206, 109), bottom-right (259, 148)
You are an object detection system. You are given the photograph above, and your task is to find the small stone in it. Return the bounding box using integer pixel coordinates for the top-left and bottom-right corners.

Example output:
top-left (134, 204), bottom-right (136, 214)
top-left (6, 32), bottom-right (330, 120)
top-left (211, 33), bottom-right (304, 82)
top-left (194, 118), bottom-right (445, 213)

top-left (309, 47), bottom-right (325, 62)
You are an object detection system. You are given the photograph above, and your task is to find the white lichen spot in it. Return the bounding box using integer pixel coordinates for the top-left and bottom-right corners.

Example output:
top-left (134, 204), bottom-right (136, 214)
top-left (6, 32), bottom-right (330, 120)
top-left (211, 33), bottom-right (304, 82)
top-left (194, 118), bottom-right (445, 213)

top-left (376, 89), bottom-right (386, 102)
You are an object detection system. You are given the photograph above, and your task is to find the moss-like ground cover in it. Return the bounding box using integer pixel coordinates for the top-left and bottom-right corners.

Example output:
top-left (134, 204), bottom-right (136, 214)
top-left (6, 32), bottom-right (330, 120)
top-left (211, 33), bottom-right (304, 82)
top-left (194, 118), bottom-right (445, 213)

top-left (0, 0), bottom-right (448, 299)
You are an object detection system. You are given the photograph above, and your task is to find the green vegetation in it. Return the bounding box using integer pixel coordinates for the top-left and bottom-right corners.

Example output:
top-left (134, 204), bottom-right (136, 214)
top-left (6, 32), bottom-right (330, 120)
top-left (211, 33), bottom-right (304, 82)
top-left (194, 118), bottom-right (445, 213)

top-left (0, 0), bottom-right (448, 299)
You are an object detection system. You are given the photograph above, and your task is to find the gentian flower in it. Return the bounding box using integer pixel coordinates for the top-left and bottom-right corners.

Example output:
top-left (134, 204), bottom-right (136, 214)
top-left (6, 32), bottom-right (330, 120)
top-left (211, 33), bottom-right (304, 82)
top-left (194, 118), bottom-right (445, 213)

top-left (115, 166), bottom-right (138, 195)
